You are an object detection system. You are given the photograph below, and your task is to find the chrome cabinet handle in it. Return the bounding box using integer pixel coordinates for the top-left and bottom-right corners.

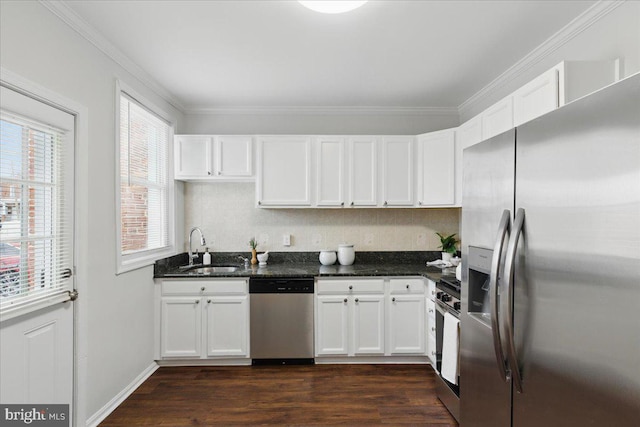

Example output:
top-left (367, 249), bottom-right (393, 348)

top-left (504, 208), bottom-right (525, 393)
top-left (490, 209), bottom-right (511, 383)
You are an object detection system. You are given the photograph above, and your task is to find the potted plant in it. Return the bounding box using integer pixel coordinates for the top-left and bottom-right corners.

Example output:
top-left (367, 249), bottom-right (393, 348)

top-left (436, 232), bottom-right (458, 262)
top-left (249, 237), bottom-right (258, 265)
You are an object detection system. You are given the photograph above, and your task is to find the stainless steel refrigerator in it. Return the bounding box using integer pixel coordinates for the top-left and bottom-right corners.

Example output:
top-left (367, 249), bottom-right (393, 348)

top-left (460, 73), bottom-right (640, 426)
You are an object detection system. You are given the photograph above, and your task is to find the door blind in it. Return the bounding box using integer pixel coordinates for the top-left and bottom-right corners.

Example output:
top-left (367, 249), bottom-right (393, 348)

top-left (0, 111), bottom-right (73, 315)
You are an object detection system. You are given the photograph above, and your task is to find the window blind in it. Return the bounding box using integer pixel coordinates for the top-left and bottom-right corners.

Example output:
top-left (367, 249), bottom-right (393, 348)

top-left (119, 93), bottom-right (170, 259)
top-left (0, 112), bottom-right (72, 313)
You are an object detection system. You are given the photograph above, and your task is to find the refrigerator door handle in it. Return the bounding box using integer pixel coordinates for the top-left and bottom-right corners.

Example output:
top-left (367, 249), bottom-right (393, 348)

top-left (504, 207), bottom-right (525, 393)
top-left (490, 209), bottom-right (511, 382)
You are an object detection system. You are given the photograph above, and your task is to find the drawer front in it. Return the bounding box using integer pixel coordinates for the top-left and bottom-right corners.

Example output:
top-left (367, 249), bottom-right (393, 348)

top-left (162, 279), bottom-right (248, 296)
top-left (316, 279), bottom-right (384, 295)
top-left (389, 278), bottom-right (425, 294)
top-left (427, 279), bottom-right (437, 301)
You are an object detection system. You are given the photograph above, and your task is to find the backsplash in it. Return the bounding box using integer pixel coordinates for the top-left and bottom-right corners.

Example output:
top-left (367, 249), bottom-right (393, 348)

top-left (184, 183), bottom-right (460, 253)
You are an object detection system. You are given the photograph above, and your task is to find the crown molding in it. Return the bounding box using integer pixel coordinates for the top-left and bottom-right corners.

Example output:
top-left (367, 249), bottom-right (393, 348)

top-left (184, 105), bottom-right (459, 116)
top-left (39, 0), bottom-right (185, 112)
top-left (458, 0), bottom-right (625, 118)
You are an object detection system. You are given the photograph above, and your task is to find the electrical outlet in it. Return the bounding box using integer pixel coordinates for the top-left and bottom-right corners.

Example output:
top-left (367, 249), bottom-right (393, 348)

top-left (416, 232), bottom-right (427, 247)
top-left (312, 233), bottom-right (322, 246)
top-left (259, 233), bottom-right (269, 246)
top-left (282, 233), bottom-right (291, 247)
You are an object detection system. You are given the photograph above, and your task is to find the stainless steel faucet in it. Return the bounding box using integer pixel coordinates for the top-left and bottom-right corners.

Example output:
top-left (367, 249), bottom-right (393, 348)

top-left (188, 227), bottom-right (206, 266)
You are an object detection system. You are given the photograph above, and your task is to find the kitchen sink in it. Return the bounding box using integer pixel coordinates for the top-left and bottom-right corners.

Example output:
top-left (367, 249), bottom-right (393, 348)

top-left (166, 265), bottom-right (240, 276)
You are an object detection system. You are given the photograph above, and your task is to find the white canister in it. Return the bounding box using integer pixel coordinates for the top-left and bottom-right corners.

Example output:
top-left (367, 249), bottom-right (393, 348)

top-left (319, 250), bottom-right (337, 266)
top-left (337, 244), bottom-right (355, 266)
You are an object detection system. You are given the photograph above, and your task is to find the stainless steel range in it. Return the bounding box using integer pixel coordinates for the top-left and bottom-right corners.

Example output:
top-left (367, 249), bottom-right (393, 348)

top-left (434, 275), bottom-right (461, 422)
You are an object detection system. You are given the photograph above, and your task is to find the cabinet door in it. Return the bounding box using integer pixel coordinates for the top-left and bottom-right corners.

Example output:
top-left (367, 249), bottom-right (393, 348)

top-left (426, 298), bottom-right (437, 365)
top-left (352, 295), bottom-right (385, 355)
top-left (174, 135), bottom-right (212, 178)
top-left (381, 137), bottom-right (414, 206)
top-left (455, 117), bottom-right (483, 206)
top-left (348, 137), bottom-right (377, 206)
top-left (215, 136), bottom-right (253, 177)
top-left (482, 96), bottom-right (513, 140)
top-left (416, 130), bottom-right (454, 206)
top-left (257, 136), bottom-right (311, 206)
top-left (161, 297), bottom-right (202, 358)
top-left (513, 68), bottom-right (559, 126)
top-left (388, 295), bottom-right (426, 355)
top-left (315, 295), bottom-right (349, 356)
top-left (204, 295), bottom-right (249, 357)
top-left (316, 137), bottom-right (345, 207)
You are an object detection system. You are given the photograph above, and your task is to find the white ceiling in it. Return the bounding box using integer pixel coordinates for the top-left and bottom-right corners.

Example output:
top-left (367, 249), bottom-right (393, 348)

top-left (64, 0), bottom-right (596, 111)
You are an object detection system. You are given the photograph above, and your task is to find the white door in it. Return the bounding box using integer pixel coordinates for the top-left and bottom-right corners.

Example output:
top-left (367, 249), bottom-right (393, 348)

top-left (216, 136), bottom-right (253, 177)
top-left (174, 135), bottom-right (212, 178)
top-left (316, 137), bottom-right (345, 207)
top-left (417, 130), bottom-right (455, 206)
top-left (0, 84), bottom-right (75, 418)
top-left (205, 295), bottom-right (249, 357)
top-left (388, 295), bottom-right (426, 354)
top-left (351, 295), bottom-right (385, 355)
top-left (381, 137), bottom-right (414, 206)
top-left (315, 295), bottom-right (349, 356)
top-left (257, 136), bottom-right (311, 206)
top-left (160, 297), bottom-right (202, 358)
top-left (348, 137), bottom-right (377, 207)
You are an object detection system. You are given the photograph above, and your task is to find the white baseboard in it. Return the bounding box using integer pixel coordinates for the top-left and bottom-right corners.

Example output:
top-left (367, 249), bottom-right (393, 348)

top-left (86, 362), bottom-right (159, 427)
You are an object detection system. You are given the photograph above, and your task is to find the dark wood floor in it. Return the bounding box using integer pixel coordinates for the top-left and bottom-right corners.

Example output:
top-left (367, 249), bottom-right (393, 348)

top-left (100, 364), bottom-right (458, 426)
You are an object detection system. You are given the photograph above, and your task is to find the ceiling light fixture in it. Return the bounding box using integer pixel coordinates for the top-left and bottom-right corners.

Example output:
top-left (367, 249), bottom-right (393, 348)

top-left (298, 1), bottom-right (368, 14)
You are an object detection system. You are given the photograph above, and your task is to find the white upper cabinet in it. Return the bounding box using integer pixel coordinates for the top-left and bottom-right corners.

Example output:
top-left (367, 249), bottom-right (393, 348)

top-left (216, 136), bottom-right (253, 178)
top-left (174, 135), bottom-right (212, 179)
top-left (513, 67), bottom-right (559, 127)
top-left (348, 137), bottom-right (378, 207)
top-left (455, 117), bottom-right (482, 206)
top-left (381, 136), bottom-right (414, 207)
top-left (257, 136), bottom-right (312, 207)
top-left (174, 135), bottom-right (253, 181)
top-left (316, 137), bottom-right (346, 207)
top-left (416, 130), bottom-right (455, 207)
top-left (481, 95), bottom-right (513, 140)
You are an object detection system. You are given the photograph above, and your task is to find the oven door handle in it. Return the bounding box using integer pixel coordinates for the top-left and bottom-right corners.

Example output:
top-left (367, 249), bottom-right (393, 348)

top-left (490, 209), bottom-right (511, 382)
top-left (504, 208), bottom-right (525, 393)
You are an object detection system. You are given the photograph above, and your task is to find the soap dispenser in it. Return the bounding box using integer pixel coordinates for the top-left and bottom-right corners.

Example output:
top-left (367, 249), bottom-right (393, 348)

top-left (203, 247), bottom-right (211, 265)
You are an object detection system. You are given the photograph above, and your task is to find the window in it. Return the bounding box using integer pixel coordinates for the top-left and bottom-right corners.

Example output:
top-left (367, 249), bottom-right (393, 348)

top-left (117, 84), bottom-right (174, 273)
top-left (0, 88), bottom-right (74, 317)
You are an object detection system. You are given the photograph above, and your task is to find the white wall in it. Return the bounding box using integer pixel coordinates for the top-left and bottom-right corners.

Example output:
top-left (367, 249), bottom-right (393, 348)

top-left (460, 1), bottom-right (640, 121)
top-left (184, 110), bottom-right (459, 135)
top-left (0, 1), bottom-right (184, 424)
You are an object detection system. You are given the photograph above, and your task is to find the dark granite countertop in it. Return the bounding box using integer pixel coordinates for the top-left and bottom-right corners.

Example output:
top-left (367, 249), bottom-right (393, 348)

top-left (154, 251), bottom-right (457, 283)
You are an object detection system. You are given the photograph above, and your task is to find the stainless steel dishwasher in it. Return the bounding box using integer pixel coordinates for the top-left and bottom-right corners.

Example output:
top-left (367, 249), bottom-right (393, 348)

top-left (249, 277), bottom-right (314, 365)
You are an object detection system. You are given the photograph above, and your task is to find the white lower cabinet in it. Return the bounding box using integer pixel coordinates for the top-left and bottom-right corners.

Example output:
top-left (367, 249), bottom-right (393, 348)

top-left (159, 279), bottom-right (249, 361)
top-left (316, 277), bottom-right (426, 360)
top-left (426, 280), bottom-right (437, 366)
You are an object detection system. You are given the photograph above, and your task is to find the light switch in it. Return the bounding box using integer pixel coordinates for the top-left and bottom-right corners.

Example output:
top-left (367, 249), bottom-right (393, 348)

top-left (282, 233), bottom-right (291, 247)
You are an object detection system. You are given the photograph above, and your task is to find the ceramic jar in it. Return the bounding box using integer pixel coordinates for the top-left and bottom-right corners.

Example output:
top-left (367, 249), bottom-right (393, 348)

top-left (319, 250), bottom-right (337, 266)
top-left (337, 244), bottom-right (355, 266)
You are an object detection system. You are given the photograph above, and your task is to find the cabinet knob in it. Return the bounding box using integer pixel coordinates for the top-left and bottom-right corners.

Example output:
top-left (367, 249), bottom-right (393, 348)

top-left (195, 300), bottom-right (200, 304)
top-left (258, 200), bottom-right (262, 206)
top-left (341, 202), bottom-right (344, 206)
top-left (418, 201), bottom-right (422, 206)
top-left (207, 171), bottom-right (212, 176)
top-left (384, 201), bottom-right (388, 206)
top-left (355, 298), bottom-right (359, 303)
top-left (431, 351), bottom-right (436, 356)
top-left (406, 284), bottom-right (410, 289)
top-left (431, 326), bottom-right (436, 332)
top-left (207, 299), bottom-right (211, 303)
top-left (217, 171), bottom-right (221, 175)
top-left (392, 297), bottom-right (396, 302)
top-left (343, 298), bottom-right (348, 303)
top-left (348, 285), bottom-right (353, 290)
top-left (428, 308), bottom-right (434, 313)
top-left (350, 202), bottom-right (354, 207)
top-left (201, 287), bottom-right (205, 291)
